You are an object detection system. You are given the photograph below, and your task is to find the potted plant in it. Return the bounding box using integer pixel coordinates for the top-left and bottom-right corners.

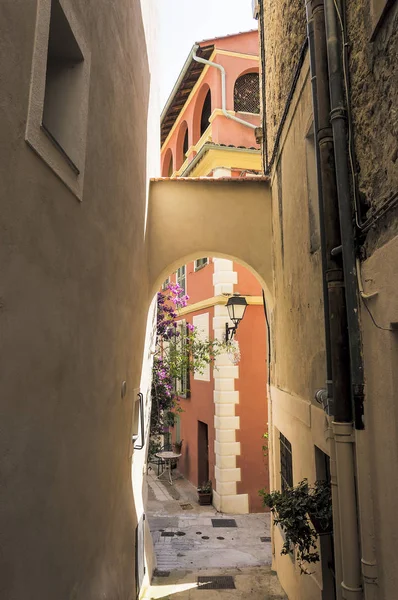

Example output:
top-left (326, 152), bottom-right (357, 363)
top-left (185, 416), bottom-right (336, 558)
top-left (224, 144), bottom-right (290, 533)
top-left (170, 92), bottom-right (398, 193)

top-left (173, 439), bottom-right (183, 454)
top-left (259, 479), bottom-right (332, 574)
top-left (197, 481), bottom-right (213, 505)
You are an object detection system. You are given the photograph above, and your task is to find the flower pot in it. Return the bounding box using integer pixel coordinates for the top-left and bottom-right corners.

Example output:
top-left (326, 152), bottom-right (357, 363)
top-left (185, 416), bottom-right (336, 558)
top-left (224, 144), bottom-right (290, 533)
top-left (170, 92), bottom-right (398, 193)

top-left (173, 442), bottom-right (183, 454)
top-left (309, 513), bottom-right (333, 535)
top-left (198, 492), bottom-right (212, 506)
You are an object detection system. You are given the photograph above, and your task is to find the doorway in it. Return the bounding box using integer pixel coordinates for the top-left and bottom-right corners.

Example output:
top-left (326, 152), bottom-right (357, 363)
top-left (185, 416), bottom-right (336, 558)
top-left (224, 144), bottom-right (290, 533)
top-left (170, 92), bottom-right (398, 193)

top-left (197, 421), bottom-right (209, 485)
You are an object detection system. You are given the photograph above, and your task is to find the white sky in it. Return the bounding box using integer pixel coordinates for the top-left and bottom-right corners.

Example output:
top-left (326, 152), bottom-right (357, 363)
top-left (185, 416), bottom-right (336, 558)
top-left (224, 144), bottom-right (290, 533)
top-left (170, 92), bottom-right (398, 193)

top-left (156, 0), bottom-right (257, 112)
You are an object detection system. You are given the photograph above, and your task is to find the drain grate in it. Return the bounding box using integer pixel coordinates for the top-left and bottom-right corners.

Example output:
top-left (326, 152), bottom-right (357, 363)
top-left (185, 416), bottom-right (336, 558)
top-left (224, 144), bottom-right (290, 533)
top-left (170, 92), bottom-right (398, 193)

top-left (197, 575), bottom-right (236, 590)
top-left (261, 536), bottom-right (271, 542)
top-left (176, 531), bottom-right (186, 536)
top-left (211, 518), bottom-right (237, 528)
top-left (153, 569), bottom-right (170, 577)
top-left (180, 503), bottom-right (193, 510)
top-left (161, 531), bottom-right (175, 537)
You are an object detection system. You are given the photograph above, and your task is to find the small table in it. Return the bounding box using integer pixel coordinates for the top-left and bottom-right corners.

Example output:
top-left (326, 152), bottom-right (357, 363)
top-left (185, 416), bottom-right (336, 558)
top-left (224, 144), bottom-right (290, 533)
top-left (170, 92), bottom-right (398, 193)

top-left (155, 451), bottom-right (182, 485)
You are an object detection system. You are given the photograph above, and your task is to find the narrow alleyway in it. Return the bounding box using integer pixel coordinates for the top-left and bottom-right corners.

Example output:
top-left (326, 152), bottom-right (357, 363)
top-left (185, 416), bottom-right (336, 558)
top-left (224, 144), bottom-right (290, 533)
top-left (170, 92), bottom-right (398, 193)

top-left (143, 471), bottom-right (286, 599)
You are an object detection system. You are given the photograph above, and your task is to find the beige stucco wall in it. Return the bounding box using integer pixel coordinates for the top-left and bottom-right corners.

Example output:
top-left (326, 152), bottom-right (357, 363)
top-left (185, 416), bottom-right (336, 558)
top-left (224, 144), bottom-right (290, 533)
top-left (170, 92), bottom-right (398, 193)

top-left (359, 235), bottom-right (398, 598)
top-left (266, 56), bottom-right (330, 600)
top-left (0, 1), bottom-right (151, 598)
top-left (147, 178), bottom-right (273, 305)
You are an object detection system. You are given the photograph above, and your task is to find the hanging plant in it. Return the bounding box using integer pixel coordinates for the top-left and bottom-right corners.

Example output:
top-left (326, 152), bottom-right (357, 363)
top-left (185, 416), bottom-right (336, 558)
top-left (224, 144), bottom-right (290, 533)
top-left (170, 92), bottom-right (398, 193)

top-left (259, 479), bottom-right (332, 574)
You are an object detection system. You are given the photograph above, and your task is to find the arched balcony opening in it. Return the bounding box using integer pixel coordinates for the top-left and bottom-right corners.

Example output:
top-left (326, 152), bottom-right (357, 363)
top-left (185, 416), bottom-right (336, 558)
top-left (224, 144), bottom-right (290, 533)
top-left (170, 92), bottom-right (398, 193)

top-left (175, 121), bottom-right (189, 171)
top-left (234, 72), bottom-right (260, 114)
top-left (200, 89), bottom-right (212, 137)
top-left (162, 148), bottom-right (174, 177)
top-left (192, 84), bottom-right (212, 146)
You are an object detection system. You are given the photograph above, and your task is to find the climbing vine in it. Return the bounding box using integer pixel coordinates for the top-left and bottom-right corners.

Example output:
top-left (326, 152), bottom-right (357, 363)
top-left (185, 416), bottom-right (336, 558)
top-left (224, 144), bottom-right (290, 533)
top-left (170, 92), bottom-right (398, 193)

top-left (150, 282), bottom-right (228, 454)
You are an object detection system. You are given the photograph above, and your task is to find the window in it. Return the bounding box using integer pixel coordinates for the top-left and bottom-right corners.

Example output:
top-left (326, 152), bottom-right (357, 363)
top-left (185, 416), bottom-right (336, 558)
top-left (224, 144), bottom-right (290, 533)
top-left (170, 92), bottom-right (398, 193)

top-left (234, 73), bottom-right (260, 114)
top-left (25, 0), bottom-right (91, 200)
top-left (175, 321), bottom-right (190, 398)
top-left (194, 258), bottom-right (208, 271)
top-left (42, 0), bottom-right (84, 170)
top-left (200, 90), bottom-right (212, 137)
top-left (193, 313), bottom-right (210, 382)
top-left (280, 433), bottom-right (293, 491)
top-left (176, 265), bottom-right (186, 295)
top-left (161, 277), bottom-right (170, 291)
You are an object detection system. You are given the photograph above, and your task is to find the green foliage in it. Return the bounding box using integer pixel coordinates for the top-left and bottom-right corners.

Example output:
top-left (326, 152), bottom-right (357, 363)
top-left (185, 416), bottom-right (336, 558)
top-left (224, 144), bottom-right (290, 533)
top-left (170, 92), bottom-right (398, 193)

top-left (262, 431), bottom-right (269, 458)
top-left (259, 479), bottom-right (332, 574)
top-left (198, 481), bottom-right (212, 493)
top-left (150, 282), bottom-right (229, 441)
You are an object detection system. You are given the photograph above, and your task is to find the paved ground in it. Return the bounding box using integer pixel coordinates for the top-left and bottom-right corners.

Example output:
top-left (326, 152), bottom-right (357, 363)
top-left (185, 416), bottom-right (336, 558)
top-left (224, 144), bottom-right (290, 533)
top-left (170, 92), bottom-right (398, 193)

top-left (143, 469), bottom-right (287, 599)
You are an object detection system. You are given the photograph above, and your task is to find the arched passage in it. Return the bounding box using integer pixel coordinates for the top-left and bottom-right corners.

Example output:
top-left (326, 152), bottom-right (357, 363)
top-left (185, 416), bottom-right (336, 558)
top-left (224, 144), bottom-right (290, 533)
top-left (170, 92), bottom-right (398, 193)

top-left (147, 178), bottom-right (273, 308)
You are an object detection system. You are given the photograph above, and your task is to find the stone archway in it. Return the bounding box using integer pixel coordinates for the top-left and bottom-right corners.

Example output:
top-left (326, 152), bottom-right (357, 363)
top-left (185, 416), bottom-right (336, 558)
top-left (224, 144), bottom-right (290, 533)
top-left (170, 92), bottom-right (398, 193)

top-left (146, 177), bottom-right (273, 512)
top-left (147, 177), bottom-right (273, 308)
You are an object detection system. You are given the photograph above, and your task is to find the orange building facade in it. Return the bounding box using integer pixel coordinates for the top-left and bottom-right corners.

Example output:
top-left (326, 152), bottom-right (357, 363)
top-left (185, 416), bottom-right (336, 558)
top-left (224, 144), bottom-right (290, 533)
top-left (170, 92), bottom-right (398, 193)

top-left (160, 31), bottom-right (269, 513)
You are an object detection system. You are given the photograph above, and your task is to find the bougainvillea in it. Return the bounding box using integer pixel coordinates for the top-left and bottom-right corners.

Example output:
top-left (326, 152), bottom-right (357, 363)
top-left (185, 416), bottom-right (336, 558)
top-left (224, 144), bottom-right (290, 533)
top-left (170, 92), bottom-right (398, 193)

top-left (150, 281), bottom-right (228, 454)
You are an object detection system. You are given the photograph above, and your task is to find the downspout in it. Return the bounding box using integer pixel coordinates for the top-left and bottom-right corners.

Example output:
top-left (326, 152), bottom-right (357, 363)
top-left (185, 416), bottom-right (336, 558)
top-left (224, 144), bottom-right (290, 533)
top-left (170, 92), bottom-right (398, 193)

top-left (192, 45), bottom-right (257, 131)
top-left (324, 0), bottom-right (378, 597)
top-left (305, 1), bottom-right (343, 596)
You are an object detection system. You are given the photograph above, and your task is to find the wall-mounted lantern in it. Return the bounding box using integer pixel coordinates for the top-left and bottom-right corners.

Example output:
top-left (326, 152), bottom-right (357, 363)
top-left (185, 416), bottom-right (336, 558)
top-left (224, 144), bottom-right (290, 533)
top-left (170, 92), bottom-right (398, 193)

top-left (225, 294), bottom-right (248, 342)
top-left (132, 392), bottom-right (145, 450)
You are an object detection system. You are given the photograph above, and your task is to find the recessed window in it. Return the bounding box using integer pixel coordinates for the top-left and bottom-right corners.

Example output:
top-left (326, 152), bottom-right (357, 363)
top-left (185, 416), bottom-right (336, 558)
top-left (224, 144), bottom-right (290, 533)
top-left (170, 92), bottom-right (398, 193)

top-left (42, 0), bottom-right (84, 171)
top-left (194, 258), bottom-right (208, 271)
top-left (280, 433), bottom-right (293, 491)
top-left (234, 73), bottom-right (260, 114)
top-left (25, 0), bottom-right (91, 200)
top-left (161, 277), bottom-right (170, 291)
top-left (177, 265), bottom-right (186, 295)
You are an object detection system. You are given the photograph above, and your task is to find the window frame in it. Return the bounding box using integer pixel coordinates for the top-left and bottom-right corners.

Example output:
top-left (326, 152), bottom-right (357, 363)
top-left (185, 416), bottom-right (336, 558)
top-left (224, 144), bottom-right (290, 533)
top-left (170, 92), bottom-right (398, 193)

top-left (25, 0), bottom-right (91, 201)
top-left (174, 320), bottom-right (190, 399)
top-left (176, 265), bottom-right (186, 295)
top-left (280, 433), bottom-right (293, 492)
top-left (194, 258), bottom-right (208, 272)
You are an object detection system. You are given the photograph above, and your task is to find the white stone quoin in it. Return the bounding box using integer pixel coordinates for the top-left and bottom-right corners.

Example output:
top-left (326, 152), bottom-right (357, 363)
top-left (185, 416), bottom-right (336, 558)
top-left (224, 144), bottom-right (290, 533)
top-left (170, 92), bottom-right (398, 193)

top-left (212, 258), bottom-right (248, 514)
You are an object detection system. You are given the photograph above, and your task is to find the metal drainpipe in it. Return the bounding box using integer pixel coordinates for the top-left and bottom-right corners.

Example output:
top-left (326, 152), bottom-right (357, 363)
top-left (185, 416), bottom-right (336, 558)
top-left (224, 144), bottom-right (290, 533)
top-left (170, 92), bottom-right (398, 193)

top-left (305, 0), bottom-right (361, 597)
top-left (191, 46), bottom-right (257, 131)
top-left (323, 0), bottom-right (379, 595)
top-left (323, 0), bottom-right (366, 597)
top-left (305, 3), bottom-right (343, 595)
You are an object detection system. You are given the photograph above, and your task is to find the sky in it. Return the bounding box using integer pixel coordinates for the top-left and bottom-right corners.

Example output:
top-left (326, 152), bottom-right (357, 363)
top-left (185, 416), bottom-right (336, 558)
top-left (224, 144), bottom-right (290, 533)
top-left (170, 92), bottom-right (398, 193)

top-left (156, 0), bottom-right (257, 112)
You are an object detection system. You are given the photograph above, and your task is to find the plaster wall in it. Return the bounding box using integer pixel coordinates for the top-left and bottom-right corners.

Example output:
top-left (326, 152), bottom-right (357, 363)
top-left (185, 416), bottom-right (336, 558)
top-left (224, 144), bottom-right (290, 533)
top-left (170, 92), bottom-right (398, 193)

top-left (147, 179), bottom-right (273, 304)
top-left (173, 307), bottom-right (216, 487)
top-left (263, 53), bottom-right (329, 599)
top-left (359, 235), bottom-right (398, 598)
top-left (0, 1), bottom-right (151, 598)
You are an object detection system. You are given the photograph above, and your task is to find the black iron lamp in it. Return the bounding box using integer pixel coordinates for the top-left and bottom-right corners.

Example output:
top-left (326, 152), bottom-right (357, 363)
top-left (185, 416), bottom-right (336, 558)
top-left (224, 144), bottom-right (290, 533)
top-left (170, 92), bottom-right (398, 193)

top-left (225, 294), bottom-right (248, 342)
